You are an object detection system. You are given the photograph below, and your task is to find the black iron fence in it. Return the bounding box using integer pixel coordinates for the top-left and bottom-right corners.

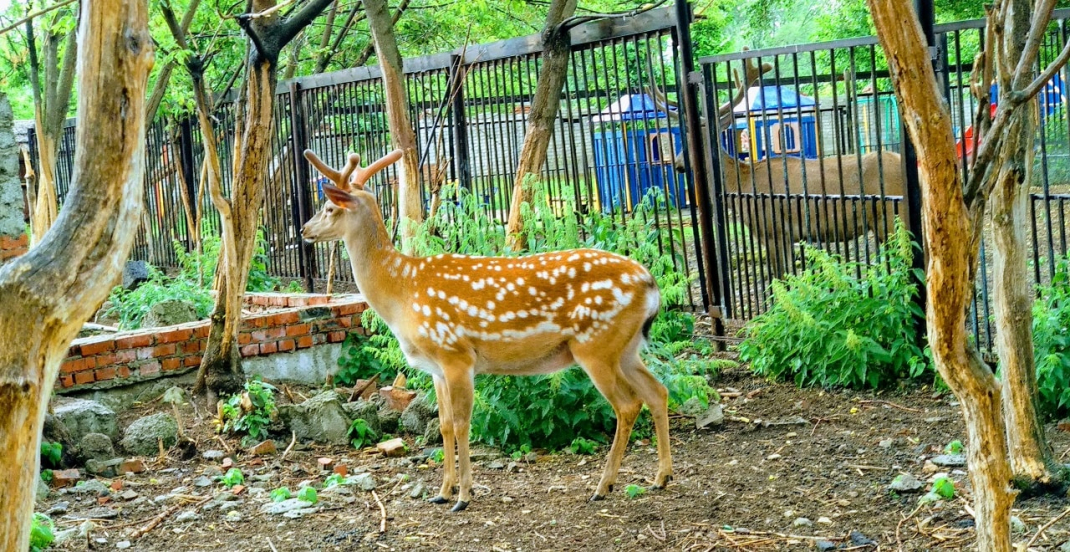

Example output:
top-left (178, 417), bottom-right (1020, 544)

top-left (694, 9), bottom-right (1070, 354)
top-left (26, 4), bottom-right (1070, 354)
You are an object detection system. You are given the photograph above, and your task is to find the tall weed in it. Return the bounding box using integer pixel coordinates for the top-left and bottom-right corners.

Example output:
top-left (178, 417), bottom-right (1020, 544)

top-left (1034, 253), bottom-right (1070, 419)
top-left (738, 220), bottom-right (929, 389)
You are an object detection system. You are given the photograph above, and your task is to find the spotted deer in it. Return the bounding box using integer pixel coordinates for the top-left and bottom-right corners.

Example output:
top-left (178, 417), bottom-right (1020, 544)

top-left (651, 53), bottom-right (908, 278)
top-left (300, 148), bottom-right (672, 512)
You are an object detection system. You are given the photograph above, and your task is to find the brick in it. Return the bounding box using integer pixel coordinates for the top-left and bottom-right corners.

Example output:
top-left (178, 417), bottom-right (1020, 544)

top-left (120, 459), bottom-right (146, 474)
top-left (338, 317), bottom-right (353, 328)
top-left (285, 323), bottom-right (311, 337)
top-left (240, 344), bottom-right (260, 357)
top-left (286, 296), bottom-right (309, 307)
top-left (296, 336), bottom-right (313, 349)
top-left (74, 371), bottom-right (95, 385)
top-left (94, 353), bottom-right (117, 366)
top-left (308, 296), bottom-right (330, 306)
top-left (245, 315), bottom-right (269, 329)
top-left (313, 334), bottom-right (327, 345)
top-left (271, 296), bottom-right (287, 306)
top-left (328, 331), bottom-right (346, 343)
top-left (334, 303), bottom-right (362, 316)
top-left (199, 340), bottom-right (207, 352)
top-left (153, 344), bottom-right (177, 357)
top-left (193, 324), bottom-right (211, 338)
top-left (95, 366), bottom-right (117, 381)
top-left (61, 358), bottom-right (87, 374)
top-left (139, 362), bottom-right (161, 376)
top-left (157, 327), bottom-right (193, 344)
top-left (136, 347), bottom-right (155, 360)
top-left (277, 311), bottom-right (301, 325)
top-left (278, 339), bottom-right (295, 352)
top-left (184, 355), bottom-right (202, 367)
top-left (118, 366), bottom-right (131, 379)
top-left (83, 357), bottom-right (97, 369)
top-left (260, 341), bottom-right (278, 354)
top-left (162, 358), bottom-right (182, 371)
top-left (51, 468), bottom-right (82, 488)
top-left (238, 332), bottom-right (252, 345)
top-left (60, 375), bottom-right (74, 388)
top-left (79, 337), bottom-right (115, 356)
top-left (115, 334), bottom-right (153, 348)
top-left (179, 341), bottom-right (201, 355)
top-left (252, 327), bottom-right (285, 342)
top-left (115, 349), bottom-right (137, 363)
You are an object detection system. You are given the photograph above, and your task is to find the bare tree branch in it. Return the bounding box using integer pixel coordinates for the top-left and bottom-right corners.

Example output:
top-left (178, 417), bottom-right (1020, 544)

top-left (1011, 0), bottom-right (1057, 90)
top-left (0, 0), bottom-right (78, 37)
top-left (277, 0), bottom-right (335, 48)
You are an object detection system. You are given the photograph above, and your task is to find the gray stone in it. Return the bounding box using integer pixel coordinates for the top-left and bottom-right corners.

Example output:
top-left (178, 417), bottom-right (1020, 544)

top-left (423, 418), bottom-right (442, 445)
top-left (488, 460), bottom-right (506, 470)
top-left (70, 480), bottom-right (109, 496)
top-left (79, 433), bottom-right (116, 461)
top-left (259, 498), bottom-right (316, 515)
top-left (116, 540), bottom-right (132, 549)
top-left (506, 462), bottom-right (521, 473)
top-left (119, 490), bottom-right (139, 501)
top-left (175, 511), bottom-right (200, 523)
top-left (888, 473), bottom-right (924, 492)
top-left (400, 393), bottom-right (437, 435)
top-left (47, 502), bottom-right (69, 516)
top-left (219, 501), bottom-right (242, 512)
top-left (1059, 541), bottom-right (1070, 552)
top-left (409, 481), bottom-right (426, 499)
top-left (931, 454), bottom-right (967, 467)
top-left (341, 399), bottom-right (381, 436)
top-left (122, 261), bottom-right (150, 291)
top-left (193, 476), bottom-right (213, 487)
top-left (36, 478), bottom-right (49, 501)
top-left (202, 450), bottom-right (225, 461)
top-left (85, 458), bottom-right (123, 477)
top-left (816, 541), bottom-right (837, 552)
top-left (793, 517), bottom-right (812, 528)
top-left (678, 397), bottom-right (706, 417)
top-left (696, 404), bottom-right (724, 429)
top-left (120, 413), bottom-right (178, 455)
top-left (278, 391), bottom-right (352, 446)
top-left (378, 407), bottom-right (401, 435)
top-left (53, 398), bottom-right (118, 441)
top-left (73, 507), bottom-right (118, 520)
top-left (350, 473), bottom-right (377, 491)
top-left (1011, 515), bottom-right (1026, 534)
top-left (225, 510), bottom-right (243, 522)
top-left (142, 299), bottom-right (198, 328)
top-left (203, 466), bottom-right (223, 478)
top-left (162, 387), bottom-right (186, 405)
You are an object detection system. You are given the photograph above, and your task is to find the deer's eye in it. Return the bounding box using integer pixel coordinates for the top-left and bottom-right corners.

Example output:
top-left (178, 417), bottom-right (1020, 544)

top-left (326, 207), bottom-right (335, 214)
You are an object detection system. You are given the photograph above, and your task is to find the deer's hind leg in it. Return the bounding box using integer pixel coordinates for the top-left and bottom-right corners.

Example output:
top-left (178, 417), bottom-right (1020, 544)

top-left (621, 352), bottom-right (673, 489)
top-left (572, 344), bottom-right (643, 501)
top-left (429, 375), bottom-right (458, 505)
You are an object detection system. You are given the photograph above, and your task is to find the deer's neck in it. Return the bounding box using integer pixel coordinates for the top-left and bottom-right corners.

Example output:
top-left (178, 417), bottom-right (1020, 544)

top-left (340, 213), bottom-right (412, 323)
top-left (719, 150), bottom-right (750, 192)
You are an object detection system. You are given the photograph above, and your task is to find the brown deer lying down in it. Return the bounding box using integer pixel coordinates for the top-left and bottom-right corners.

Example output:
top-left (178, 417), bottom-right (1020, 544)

top-left (300, 148), bottom-right (672, 512)
top-left (651, 54), bottom-right (909, 279)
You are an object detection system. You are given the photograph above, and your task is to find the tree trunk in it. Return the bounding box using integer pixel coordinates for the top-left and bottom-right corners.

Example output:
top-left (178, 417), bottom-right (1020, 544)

top-left (364, 0), bottom-right (421, 253)
top-left (503, 0), bottom-right (577, 251)
top-left (869, 2), bottom-right (1016, 550)
top-left (0, 0), bottom-right (153, 548)
top-left (992, 0), bottom-right (1066, 493)
top-left (195, 0), bottom-right (333, 396)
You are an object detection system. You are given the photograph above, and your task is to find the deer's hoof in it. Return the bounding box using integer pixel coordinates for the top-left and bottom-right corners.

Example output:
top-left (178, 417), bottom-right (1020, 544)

top-left (429, 495), bottom-right (449, 505)
top-left (450, 501), bottom-right (469, 512)
top-left (651, 475), bottom-right (673, 490)
top-left (589, 494), bottom-right (606, 502)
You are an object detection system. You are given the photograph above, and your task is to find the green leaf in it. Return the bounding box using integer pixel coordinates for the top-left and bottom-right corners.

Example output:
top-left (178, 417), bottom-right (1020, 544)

top-left (624, 484), bottom-right (646, 499)
top-left (297, 486), bottom-right (318, 504)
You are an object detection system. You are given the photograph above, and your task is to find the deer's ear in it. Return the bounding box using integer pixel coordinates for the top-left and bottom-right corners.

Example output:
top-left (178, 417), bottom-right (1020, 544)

top-left (323, 184), bottom-right (358, 210)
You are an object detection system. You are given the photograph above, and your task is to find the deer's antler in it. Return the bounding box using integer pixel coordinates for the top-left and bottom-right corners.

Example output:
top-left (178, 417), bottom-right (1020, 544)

top-left (645, 47), bottom-right (772, 129)
top-left (304, 149), bottom-right (402, 191)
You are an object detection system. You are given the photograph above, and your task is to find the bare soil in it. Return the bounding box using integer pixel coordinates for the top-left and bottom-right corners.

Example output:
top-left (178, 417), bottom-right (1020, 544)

top-left (42, 362), bottom-right (1070, 551)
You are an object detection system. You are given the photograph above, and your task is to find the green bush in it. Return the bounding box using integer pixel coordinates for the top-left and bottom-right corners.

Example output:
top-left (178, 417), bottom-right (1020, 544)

top-left (342, 182), bottom-right (712, 451)
top-left (30, 513), bottom-right (54, 552)
top-left (219, 377), bottom-right (277, 447)
top-left (738, 220), bottom-right (929, 389)
top-left (1034, 254), bottom-right (1070, 418)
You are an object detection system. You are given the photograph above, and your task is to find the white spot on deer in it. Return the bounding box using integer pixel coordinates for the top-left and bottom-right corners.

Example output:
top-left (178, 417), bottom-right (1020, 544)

top-left (459, 299), bottom-right (469, 310)
top-left (427, 287), bottom-right (436, 297)
top-left (403, 265), bottom-right (412, 277)
top-left (448, 296), bottom-right (460, 305)
top-left (516, 277), bottom-right (525, 286)
top-left (567, 267), bottom-right (576, 279)
top-left (567, 253), bottom-right (580, 262)
top-left (591, 279), bottom-right (614, 291)
top-left (486, 301), bottom-right (495, 310)
top-left (621, 273), bottom-right (632, 285)
top-left (517, 310), bottom-right (529, 319)
top-left (462, 275), bottom-right (470, 282)
top-left (412, 303), bottom-right (421, 312)
top-left (480, 320), bottom-right (489, 328)
top-left (506, 283), bottom-right (515, 292)
top-left (422, 305), bottom-right (431, 316)
top-left (418, 326), bottom-right (429, 337)
top-left (567, 287), bottom-right (574, 300)
top-left (529, 287), bottom-right (538, 296)
top-left (595, 296), bottom-right (603, 305)
top-left (581, 282), bottom-right (590, 293)
top-left (467, 305), bottom-right (478, 317)
top-left (613, 288), bottom-right (632, 306)
top-left (472, 280), bottom-right (484, 291)
top-left (496, 290), bottom-right (506, 301)
top-left (438, 290), bottom-right (446, 300)
top-left (494, 265), bottom-right (502, 272)
top-left (583, 262), bottom-right (592, 272)
top-left (584, 297), bottom-right (592, 305)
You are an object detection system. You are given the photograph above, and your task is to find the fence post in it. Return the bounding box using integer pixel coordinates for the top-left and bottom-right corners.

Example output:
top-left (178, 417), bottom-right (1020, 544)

top-left (449, 54), bottom-right (471, 190)
top-left (901, 0), bottom-right (934, 347)
top-left (674, 0), bottom-right (725, 339)
top-left (178, 117), bottom-right (198, 249)
top-left (289, 82), bottom-right (317, 292)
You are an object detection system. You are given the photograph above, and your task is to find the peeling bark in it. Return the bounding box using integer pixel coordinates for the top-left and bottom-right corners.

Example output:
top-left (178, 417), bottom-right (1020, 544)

top-left (0, 0), bottom-right (153, 548)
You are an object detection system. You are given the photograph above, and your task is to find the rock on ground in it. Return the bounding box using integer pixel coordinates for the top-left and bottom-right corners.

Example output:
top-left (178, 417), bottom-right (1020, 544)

top-left (400, 393), bottom-right (437, 435)
top-left (120, 413), bottom-right (178, 456)
top-left (142, 299), bottom-right (198, 328)
top-left (341, 399), bottom-right (381, 436)
top-left (423, 418), bottom-right (442, 445)
top-left (278, 391), bottom-right (352, 446)
top-left (78, 433), bottom-right (115, 461)
top-left (53, 398), bottom-right (118, 442)
top-left (122, 261), bottom-right (150, 291)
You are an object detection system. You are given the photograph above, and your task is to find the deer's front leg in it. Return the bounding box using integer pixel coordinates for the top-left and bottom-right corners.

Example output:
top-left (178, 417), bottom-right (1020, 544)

top-left (443, 363), bottom-right (475, 512)
top-left (429, 375), bottom-right (456, 505)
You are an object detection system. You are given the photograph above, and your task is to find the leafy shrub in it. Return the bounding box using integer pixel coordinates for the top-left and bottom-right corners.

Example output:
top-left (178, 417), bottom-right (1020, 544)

top-left (337, 333), bottom-right (393, 387)
top-left (352, 182), bottom-right (712, 451)
top-left (348, 419), bottom-right (377, 450)
top-left (1034, 254), bottom-right (1070, 419)
top-left (297, 486), bottom-right (318, 504)
top-left (220, 377), bottom-right (277, 447)
top-left (738, 220), bottom-right (929, 389)
top-left (30, 513), bottom-right (54, 552)
top-left (219, 468), bottom-right (244, 488)
top-left (568, 437), bottom-right (598, 455)
top-left (104, 265), bottom-right (214, 329)
top-left (270, 487), bottom-right (292, 502)
top-left (40, 442), bottom-right (62, 469)
top-left (624, 484), bottom-right (646, 499)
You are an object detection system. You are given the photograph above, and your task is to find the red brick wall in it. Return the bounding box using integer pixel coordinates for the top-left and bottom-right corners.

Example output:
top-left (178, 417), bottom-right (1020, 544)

top-left (58, 293), bottom-right (369, 391)
top-left (1, 232), bottom-right (28, 262)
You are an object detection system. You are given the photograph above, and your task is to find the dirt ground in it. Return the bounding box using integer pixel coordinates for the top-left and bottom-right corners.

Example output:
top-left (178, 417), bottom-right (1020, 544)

top-left (41, 362), bottom-right (1070, 552)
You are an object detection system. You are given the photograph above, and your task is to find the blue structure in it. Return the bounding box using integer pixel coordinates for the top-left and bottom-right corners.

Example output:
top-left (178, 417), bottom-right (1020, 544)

top-left (591, 94), bottom-right (689, 212)
top-left (728, 86), bottom-right (819, 161)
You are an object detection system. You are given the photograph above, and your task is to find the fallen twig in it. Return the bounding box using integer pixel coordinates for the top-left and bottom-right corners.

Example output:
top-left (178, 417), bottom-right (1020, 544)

top-left (131, 496), bottom-right (211, 539)
top-left (896, 504), bottom-right (924, 552)
top-left (1026, 506), bottom-right (1070, 549)
top-left (266, 537), bottom-right (279, 552)
top-left (372, 490), bottom-right (387, 533)
top-left (857, 399), bottom-right (922, 413)
top-left (281, 431), bottom-right (297, 460)
top-left (349, 374), bottom-right (380, 402)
